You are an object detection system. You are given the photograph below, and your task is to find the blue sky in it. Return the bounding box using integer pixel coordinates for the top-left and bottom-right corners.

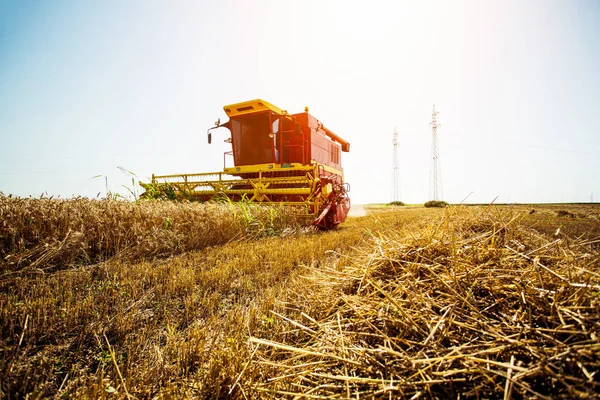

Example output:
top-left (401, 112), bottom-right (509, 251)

top-left (1, 0), bottom-right (599, 204)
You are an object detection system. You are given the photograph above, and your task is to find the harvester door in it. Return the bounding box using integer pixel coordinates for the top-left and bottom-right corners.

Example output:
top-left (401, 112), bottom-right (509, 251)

top-left (231, 114), bottom-right (274, 165)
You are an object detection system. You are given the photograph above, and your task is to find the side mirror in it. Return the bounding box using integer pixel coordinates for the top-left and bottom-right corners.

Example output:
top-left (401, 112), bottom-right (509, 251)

top-left (294, 122), bottom-right (302, 135)
top-left (208, 132), bottom-right (212, 144)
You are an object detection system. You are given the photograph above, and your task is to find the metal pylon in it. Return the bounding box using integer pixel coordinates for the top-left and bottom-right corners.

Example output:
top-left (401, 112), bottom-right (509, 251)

top-left (430, 105), bottom-right (442, 201)
top-left (392, 127), bottom-right (400, 202)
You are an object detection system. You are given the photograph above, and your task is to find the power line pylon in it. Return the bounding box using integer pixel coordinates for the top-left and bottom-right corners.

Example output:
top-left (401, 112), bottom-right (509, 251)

top-left (429, 105), bottom-right (442, 201)
top-left (392, 127), bottom-right (400, 203)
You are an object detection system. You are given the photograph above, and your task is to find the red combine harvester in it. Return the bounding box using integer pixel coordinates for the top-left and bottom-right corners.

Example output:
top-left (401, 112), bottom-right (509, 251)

top-left (141, 99), bottom-right (351, 229)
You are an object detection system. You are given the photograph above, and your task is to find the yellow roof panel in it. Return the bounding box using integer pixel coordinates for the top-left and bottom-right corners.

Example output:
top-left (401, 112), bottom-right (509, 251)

top-left (223, 99), bottom-right (285, 117)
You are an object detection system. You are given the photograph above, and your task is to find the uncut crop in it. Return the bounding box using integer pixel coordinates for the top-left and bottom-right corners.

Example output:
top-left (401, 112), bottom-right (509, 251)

top-left (1, 195), bottom-right (300, 273)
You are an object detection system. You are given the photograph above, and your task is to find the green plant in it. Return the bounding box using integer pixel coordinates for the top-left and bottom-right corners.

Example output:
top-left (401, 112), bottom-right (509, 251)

top-left (92, 174), bottom-right (110, 198)
top-left (140, 182), bottom-right (177, 200)
top-left (118, 166), bottom-right (140, 201)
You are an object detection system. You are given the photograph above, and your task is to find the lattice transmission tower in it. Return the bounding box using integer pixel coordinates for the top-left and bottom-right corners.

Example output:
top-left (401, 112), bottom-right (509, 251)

top-left (429, 105), bottom-right (442, 201)
top-left (391, 127), bottom-right (400, 203)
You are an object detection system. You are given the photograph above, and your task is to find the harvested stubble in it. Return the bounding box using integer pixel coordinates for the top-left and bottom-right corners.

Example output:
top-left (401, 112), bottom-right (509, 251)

top-left (1, 195), bottom-right (300, 274)
top-left (250, 206), bottom-right (600, 398)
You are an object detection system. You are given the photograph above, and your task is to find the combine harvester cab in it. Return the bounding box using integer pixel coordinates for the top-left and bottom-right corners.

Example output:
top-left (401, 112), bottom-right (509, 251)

top-left (141, 99), bottom-right (351, 229)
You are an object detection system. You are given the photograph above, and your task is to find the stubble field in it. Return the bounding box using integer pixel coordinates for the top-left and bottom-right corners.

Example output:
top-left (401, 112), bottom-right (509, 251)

top-left (1, 196), bottom-right (599, 398)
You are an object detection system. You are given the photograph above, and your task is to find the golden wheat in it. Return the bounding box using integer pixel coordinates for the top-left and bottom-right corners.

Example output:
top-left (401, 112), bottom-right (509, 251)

top-left (1, 195), bottom-right (301, 274)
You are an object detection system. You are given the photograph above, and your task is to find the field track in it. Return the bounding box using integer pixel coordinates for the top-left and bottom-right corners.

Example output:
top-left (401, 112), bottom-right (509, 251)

top-left (1, 200), bottom-right (599, 398)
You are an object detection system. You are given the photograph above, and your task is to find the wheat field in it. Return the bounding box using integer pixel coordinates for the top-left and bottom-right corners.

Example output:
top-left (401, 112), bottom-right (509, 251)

top-left (1, 196), bottom-right (599, 398)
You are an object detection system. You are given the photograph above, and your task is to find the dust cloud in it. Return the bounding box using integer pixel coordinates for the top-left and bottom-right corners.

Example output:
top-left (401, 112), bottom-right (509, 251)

top-left (348, 204), bottom-right (367, 217)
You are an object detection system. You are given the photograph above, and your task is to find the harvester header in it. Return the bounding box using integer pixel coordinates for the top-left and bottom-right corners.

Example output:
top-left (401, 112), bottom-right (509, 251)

top-left (141, 99), bottom-right (351, 229)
